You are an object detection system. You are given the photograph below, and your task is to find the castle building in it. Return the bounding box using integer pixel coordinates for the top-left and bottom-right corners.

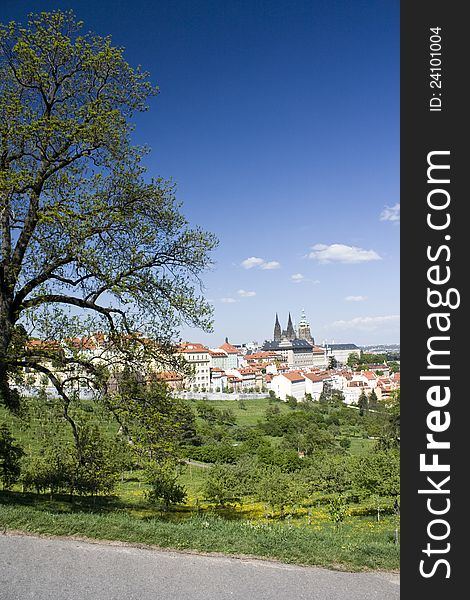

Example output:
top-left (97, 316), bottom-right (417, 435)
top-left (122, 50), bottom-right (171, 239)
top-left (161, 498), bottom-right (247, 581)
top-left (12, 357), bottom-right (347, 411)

top-left (265, 310), bottom-right (318, 368)
top-left (297, 309), bottom-right (314, 344)
top-left (272, 311), bottom-right (314, 344)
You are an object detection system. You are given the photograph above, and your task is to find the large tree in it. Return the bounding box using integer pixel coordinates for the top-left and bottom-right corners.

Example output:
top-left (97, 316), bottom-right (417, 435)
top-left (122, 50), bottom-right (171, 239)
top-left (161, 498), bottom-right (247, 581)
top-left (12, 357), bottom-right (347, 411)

top-left (0, 11), bottom-right (217, 416)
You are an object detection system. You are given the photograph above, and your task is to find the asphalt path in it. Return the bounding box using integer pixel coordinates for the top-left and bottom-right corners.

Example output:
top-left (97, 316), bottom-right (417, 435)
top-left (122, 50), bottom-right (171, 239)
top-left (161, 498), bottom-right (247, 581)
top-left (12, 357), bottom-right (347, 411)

top-left (0, 533), bottom-right (400, 600)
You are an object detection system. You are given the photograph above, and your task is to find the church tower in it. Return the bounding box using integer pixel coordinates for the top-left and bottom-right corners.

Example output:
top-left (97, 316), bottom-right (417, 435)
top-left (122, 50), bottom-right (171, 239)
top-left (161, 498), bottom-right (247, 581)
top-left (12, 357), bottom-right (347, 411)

top-left (273, 313), bottom-right (281, 342)
top-left (297, 309), bottom-right (314, 344)
top-left (286, 312), bottom-right (296, 341)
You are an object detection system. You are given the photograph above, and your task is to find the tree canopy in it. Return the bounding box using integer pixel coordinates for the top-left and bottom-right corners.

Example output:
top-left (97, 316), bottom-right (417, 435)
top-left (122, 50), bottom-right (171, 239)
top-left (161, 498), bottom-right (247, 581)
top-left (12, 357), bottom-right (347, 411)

top-left (0, 10), bottom-right (217, 411)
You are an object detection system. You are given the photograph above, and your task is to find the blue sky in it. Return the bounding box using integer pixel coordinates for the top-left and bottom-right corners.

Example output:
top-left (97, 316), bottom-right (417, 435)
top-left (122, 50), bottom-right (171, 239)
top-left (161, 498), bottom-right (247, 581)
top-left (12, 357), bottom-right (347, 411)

top-left (3, 0), bottom-right (400, 346)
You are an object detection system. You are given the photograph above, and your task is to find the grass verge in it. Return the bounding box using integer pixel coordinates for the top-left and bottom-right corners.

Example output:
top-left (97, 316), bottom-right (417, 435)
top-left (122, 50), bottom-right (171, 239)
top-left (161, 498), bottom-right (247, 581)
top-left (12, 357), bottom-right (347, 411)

top-left (0, 494), bottom-right (399, 572)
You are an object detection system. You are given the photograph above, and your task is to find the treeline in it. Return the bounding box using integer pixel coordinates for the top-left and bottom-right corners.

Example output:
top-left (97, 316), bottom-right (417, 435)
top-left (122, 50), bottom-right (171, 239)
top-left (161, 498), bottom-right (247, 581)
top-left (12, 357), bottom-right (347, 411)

top-left (203, 450), bottom-right (399, 514)
top-left (185, 392), bottom-right (400, 513)
top-left (0, 382), bottom-right (196, 501)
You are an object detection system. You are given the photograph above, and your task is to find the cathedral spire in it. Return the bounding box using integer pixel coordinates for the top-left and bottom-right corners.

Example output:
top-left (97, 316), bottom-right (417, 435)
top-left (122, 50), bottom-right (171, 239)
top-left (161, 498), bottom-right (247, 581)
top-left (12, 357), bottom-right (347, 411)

top-left (273, 313), bottom-right (281, 342)
top-left (286, 312), bottom-right (295, 340)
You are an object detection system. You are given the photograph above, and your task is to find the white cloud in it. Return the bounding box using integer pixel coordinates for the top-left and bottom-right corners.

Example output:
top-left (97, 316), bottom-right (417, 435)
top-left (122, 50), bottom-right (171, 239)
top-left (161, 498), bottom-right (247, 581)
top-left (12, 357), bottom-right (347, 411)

top-left (220, 297), bottom-right (237, 303)
top-left (380, 203), bottom-right (400, 223)
top-left (261, 260), bottom-right (281, 270)
top-left (241, 257), bottom-right (265, 269)
top-left (291, 273), bottom-right (320, 284)
top-left (237, 289), bottom-right (256, 297)
top-left (329, 315), bottom-right (399, 330)
top-left (241, 256), bottom-right (281, 270)
top-left (345, 295), bottom-right (367, 302)
top-left (308, 244), bottom-right (382, 264)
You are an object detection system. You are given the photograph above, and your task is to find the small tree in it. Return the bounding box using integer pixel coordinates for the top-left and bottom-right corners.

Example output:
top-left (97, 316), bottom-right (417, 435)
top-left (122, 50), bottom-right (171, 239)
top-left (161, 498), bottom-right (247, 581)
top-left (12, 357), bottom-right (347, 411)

top-left (0, 423), bottom-right (24, 489)
top-left (368, 389), bottom-right (378, 410)
top-left (328, 356), bottom-right (338, 369)
top-left (204, 463), bottom-right (239, 506)
top-left (107, 380), bottom-right (189, 464)
top-left (347, 352), bottom-right (361, 368)
top-left (327, 494), bottom-right (348, 529)
top-left (256, 468), bottom-right (304, 516)
top-left (358, 390), bottom-right (369, 416)
top-left (146, 463), bottom-right (186, 510)
top-left (319, 390), bottom-right (329, 407)
top-left (286, 395), bottom-right (298, 409)
top-left (351, 450), bottom-right (400, 499)
top-left (265, 404), bottom-right (280, 419)
top-left (21, 441), bottom-right (74, 497)
top-left (72, 423), bottom-right (121, 497)
top-left (377, 389), bottom-right (400, 449)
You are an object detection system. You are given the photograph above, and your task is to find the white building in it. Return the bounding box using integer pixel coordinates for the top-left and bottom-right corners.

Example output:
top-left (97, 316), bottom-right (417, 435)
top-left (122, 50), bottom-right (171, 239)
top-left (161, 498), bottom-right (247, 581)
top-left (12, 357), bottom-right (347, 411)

top-left (178, 343), bottom-right (211, 391)
top-left (270, 372), bottom-right (306, 401)
top-left (351, 370), bottom-right (378, 388)
top-left (303, 373), bottom-right (325, 400)
top-left (210, 368), bottom-right (227, 391)
top-left (343, 381), bottom-right (368, 405)
top-left (218, 342), bottom-right (242, 368)
top-left (324, 343), bottom-right (360, 365)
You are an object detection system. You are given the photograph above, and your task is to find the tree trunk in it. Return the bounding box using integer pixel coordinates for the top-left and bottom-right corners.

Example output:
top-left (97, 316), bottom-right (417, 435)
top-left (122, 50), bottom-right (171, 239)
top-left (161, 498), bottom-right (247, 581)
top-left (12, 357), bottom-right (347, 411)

top-left (0, 295), bottom-right (16, 410)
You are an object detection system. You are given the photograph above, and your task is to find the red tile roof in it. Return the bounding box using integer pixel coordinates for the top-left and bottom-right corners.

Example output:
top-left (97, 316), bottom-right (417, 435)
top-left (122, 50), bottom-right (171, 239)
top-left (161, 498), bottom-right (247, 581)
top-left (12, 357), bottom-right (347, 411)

top-left (219, 342), bottom-right (240, 354)
top-left (282, 372), bottom-right (305, 383)
top-left (304, 373), bottom-right (325, 383)
top-left (246, 351), bottom-right (278, 361)
top-left (26, 339), bottom-right (61, 351)
top-left (178, 343), bottom-right (209, 354)
top-left (155, 371), bottom-right (183, 382)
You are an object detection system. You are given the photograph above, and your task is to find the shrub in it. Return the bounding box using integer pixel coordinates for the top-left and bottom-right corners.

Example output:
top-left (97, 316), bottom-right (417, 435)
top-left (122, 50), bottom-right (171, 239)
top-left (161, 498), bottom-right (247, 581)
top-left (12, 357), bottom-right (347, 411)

top-left (146, 464), bottom-right (186, 510)
top-left (204, 463), bottom-right (240, 506)
top-left (0, 424), bottom-right (25, 489)
top-left (256, 467), bottom-right (305, 515)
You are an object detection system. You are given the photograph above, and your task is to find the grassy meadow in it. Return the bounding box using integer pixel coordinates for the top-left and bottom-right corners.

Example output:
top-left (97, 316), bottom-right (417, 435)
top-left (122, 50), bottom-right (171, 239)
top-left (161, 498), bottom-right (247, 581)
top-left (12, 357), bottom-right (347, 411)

top-left (0, 394), bottom-right (399, 571)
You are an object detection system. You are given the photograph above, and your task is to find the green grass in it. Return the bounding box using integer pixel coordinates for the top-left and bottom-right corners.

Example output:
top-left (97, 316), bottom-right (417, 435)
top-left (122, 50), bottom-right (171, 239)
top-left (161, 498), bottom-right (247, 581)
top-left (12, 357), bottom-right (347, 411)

top-left (189, 397), bottom-right (291, 427)
top-left (1, 397), bottom-right (399, 570)
top-left (0, 492), bottom-right (399, 572)
top-left (348, 437), bottom-right (375, 456)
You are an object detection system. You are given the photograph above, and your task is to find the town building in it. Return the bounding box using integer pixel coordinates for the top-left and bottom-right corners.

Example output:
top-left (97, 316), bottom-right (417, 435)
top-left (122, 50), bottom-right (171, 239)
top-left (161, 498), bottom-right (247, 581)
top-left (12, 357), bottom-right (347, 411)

top-left (261, 338), bottom-right (315, 369)
top-left (218, 341), bottom-right (242, 368)
top-left (325, 343), bottom-right (360, 365)
top-left (270, 371), bottom-right (306, 401)
top-left (178, 343), bottom-right (211, 391)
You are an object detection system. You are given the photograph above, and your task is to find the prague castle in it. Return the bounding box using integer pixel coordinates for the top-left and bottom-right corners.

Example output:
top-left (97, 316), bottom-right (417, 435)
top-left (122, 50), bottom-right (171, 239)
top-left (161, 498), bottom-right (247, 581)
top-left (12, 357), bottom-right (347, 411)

top-left (261, 310), bottom-right (320, 369)
top-left (273, 310), bottom-right (314, 345)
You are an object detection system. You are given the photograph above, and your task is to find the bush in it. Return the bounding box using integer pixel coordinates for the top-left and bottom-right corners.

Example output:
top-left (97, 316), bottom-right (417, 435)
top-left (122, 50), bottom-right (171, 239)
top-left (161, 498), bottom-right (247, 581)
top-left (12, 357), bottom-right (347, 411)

top-left (146, 464), bottom-right (186, 510)
top-left (256, 467), bottom-right (305, 515)
top-left (204, 463), bottom-right (240, 506)
top-left (286, 395), bottom-right (298, 409)
top-left (188, 442), bottom-right (239, 464)
top-left (327, 495), bottom-right (348, 527)
top-left (21, 424), bottom-right (123, 498)
top-left (351, 450), bottom-right (400, 499)
top-left (0, 424), bottom-right (25, 489)
top-left (21, 443), bottom-right (74, 496)
top-left (72, 424), bottom-right (121, 496)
